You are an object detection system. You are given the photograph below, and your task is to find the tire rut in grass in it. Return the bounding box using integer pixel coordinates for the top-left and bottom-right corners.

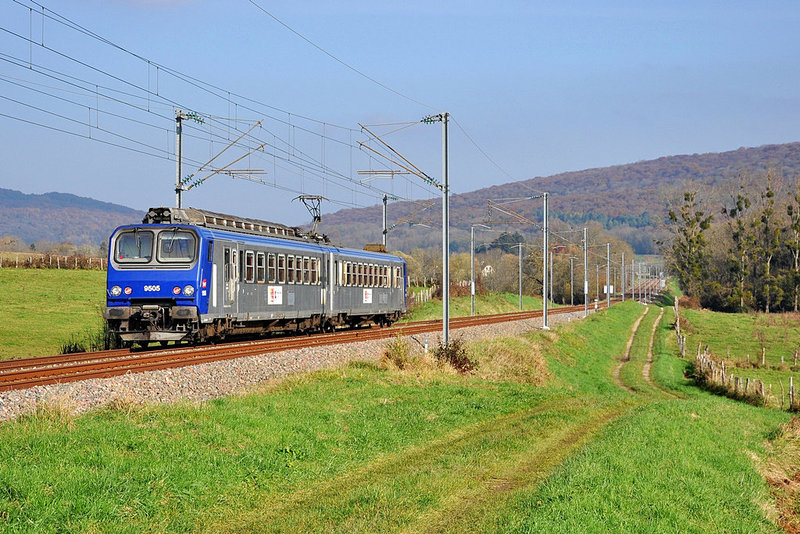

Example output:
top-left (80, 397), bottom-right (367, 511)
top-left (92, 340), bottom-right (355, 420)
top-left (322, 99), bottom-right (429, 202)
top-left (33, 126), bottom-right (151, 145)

top-left (612, 306), bottom-right (649, 392)
top-left (399, 404), bottom-right (635, 534)
top-left (212, 397), bottom-right (620, 533)
top-left (641, 308), bottom-right (680, 399)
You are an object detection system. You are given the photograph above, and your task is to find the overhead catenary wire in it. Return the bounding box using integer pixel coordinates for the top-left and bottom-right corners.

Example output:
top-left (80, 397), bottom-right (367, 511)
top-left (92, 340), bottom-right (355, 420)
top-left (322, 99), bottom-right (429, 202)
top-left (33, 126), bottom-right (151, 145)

top-left (2, 1), bottom-right (520, 218)
top-left (246, 0), bottom-right (437, 112)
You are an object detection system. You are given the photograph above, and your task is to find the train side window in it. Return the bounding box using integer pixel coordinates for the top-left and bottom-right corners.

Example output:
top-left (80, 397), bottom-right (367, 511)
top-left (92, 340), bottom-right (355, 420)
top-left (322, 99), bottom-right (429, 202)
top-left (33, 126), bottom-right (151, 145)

top-left (303, 257), bottom-right (310, 284)
top-left (338, 261), bottom-right (343, 286)
top-left (268, 253), bottom-right (276, 283)
top-left (232, 250), bottom-right (239, 281)
top-left (238, 249), bottom-right (245, 281)
top-left (278, 254), bottom-right (286, 284)
top-left (287, 255), bottom-right (295, 284)
top-left (358, 263), bottom-right (364, 286)
top-left (224, 248), bottom-right (231, 281)
top-left (245, 251), bottom-right (255, 283)
top-left (382, 265), bottom-right (387, 287)
top-left (310, 258), bottom-right (318, 285)
top-left (256, 252), bottom-right (265, 283)
top-left (207, 241), bottom-right (214, 261)
top-left (369, 265), bottom-right (375, 287)
top-left (296, 256), bottom-right (302, 284)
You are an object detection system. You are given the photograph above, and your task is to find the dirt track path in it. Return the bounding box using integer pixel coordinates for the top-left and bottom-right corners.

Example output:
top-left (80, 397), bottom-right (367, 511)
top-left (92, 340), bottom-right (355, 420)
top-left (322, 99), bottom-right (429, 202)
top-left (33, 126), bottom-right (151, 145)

top-left (612, 306), bottom-right (649, 392)
top-left (640, 308), bottom-right (680, 396)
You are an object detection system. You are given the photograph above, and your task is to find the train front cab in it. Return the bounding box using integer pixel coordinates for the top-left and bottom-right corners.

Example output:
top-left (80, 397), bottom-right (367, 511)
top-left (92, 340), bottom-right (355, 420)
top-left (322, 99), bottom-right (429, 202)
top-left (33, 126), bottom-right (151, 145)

top-left (104, 225), bottom-right (209, 345)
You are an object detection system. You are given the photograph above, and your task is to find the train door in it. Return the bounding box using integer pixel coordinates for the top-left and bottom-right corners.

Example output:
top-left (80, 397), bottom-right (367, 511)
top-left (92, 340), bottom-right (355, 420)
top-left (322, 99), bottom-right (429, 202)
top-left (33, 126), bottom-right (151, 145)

top-left (223, 245), bottom-right (238, 313)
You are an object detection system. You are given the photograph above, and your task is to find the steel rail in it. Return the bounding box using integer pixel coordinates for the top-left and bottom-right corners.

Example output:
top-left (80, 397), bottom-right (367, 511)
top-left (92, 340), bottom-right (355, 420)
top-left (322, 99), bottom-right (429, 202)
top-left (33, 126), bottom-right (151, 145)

top-left (0, 303), bottom-right (608, 392)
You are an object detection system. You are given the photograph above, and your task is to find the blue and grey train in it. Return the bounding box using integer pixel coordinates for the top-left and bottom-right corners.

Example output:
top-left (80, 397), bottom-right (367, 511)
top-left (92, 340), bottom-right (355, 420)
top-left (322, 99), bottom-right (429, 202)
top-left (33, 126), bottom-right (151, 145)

top-left (104, 207), bottom-right (407, 346)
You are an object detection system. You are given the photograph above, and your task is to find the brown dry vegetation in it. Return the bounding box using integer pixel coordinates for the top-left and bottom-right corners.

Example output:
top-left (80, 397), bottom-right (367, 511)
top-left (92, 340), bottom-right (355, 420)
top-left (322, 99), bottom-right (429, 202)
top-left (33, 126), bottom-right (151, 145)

top-left (755, 417), bottom-right (800, 533)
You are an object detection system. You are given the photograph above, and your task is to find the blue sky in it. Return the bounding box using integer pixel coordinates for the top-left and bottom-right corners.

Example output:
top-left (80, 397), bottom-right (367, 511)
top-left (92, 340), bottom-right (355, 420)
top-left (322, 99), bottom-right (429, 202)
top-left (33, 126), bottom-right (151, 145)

top-left (0, 1), bottom-right (798, 225)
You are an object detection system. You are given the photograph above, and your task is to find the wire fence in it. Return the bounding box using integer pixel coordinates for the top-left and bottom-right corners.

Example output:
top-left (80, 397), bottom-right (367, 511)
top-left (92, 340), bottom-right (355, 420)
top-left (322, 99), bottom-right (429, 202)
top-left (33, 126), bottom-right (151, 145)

top-left (0, 253), bottom-right (106, 270)
top-left (674, 298), bottom-right (798, 411)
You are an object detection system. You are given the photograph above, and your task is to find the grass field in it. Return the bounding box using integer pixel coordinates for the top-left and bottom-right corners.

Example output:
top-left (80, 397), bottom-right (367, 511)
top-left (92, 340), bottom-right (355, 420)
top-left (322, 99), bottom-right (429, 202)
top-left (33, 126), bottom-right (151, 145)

top-left (402, 291), bottom-right (557, 322)
top-left (680, 307), bottom-right (800, 395)
top-left (1, 295), bottom-right (797, 532)
top-left (0, 268), bottom-right (106, 360)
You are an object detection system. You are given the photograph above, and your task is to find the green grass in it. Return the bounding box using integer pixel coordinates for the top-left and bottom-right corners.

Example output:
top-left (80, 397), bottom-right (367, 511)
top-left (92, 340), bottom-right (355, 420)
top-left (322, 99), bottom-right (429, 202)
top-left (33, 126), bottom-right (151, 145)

top-left (472, 303), bottom-right (790, 534)
top-left (0, 292), bottom-right (794, 532)
top-left (680, 307), bottom-right (800, 396)
top-left (0, 268), bottom-right (106, 360)
top-left (402, 291), bottom-right (558, 322)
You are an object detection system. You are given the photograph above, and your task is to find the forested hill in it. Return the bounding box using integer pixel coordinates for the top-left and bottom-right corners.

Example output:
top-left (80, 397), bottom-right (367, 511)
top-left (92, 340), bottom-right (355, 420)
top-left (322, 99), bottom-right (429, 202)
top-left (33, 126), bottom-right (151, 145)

top-left (317, 142), bottom-right (800, 254)
top-left (0, 188), bottom-right (142, 249)
top-left (2, 142), bottom-right (799, 252)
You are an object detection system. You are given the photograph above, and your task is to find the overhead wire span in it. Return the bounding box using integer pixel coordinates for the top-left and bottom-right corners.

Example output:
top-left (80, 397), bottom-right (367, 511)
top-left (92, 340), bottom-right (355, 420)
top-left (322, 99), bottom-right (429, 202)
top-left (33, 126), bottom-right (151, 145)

top-left (11, 0), bottom-right (360, 132)
top-left (247, 0), bottom-right (437, 112)
top-left (451, 116), bottom-right (517, 182)
top-left (2, 1), bottom-right (443, 208)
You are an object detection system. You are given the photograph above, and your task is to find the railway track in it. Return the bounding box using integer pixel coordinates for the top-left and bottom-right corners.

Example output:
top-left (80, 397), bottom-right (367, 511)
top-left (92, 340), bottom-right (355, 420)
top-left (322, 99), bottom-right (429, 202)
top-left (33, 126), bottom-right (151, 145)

top-left (0, 303), bottom-right (607, 392)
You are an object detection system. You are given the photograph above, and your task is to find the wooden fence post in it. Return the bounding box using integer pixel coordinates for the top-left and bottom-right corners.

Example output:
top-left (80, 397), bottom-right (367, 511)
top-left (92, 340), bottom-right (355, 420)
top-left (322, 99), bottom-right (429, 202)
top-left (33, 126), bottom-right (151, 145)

top-left (780, 380), bottom-right (786, 410)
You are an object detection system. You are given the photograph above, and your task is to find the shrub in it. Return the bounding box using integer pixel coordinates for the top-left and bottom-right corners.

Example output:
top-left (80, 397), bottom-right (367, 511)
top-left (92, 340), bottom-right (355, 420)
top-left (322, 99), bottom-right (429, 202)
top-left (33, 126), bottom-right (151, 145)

top-left (383, 334), bottom-right (411, 370)
top-left (433, 338), bottom-right (476, 374)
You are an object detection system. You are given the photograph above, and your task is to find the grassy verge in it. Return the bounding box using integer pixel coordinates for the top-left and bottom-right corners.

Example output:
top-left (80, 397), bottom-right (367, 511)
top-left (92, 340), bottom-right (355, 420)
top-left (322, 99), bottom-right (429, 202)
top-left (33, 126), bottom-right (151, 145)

top-left (0, 303), bottom-right (639, 533)
top-left (472, 302), bottom-right (791, 534)
top-left (0, 269), bottom-right (106, 360)
top-left (0, 295), bottom-right (794, 532)
top-left (402, 292), bottom-right (558, 322)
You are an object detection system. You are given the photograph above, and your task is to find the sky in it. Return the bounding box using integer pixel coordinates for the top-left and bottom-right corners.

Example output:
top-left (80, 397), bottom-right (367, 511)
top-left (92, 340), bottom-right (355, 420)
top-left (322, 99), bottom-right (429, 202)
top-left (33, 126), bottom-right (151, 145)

top-left (0, 0), bottom-right (798, 226)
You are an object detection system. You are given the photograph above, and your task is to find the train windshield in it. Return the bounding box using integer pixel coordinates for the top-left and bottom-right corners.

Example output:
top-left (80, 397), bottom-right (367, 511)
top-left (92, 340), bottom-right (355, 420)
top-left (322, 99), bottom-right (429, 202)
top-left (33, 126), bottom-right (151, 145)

top-left (115, 230), bottom-right (153, 263)
top-left (157, 230), bottom-right (196, 263)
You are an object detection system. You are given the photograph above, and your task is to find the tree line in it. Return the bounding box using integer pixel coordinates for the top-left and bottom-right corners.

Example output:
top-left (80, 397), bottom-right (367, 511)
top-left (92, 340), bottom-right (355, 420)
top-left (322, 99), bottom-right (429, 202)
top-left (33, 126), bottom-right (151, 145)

top-left (665, 172), bottom-right (800, 312)
top-left (396, 224), bottom-right (634, 305)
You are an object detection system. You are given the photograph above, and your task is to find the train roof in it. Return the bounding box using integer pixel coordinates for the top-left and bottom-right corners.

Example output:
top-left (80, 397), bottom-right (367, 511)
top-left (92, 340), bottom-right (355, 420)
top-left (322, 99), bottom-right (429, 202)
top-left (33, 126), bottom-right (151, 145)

top-left (142, 206), bottom-right (328, 244)
top-left (130, 207), bottom-right (403, 262)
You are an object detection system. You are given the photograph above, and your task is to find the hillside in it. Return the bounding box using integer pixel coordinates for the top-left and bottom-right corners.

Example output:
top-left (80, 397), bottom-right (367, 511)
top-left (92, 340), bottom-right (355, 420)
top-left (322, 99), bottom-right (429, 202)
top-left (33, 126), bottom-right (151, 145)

top-left (3, 142), bottom-right (800, 253)
top-left (0, 189), bottom-right (142, 248)
top-left (317, 142), bottom-right (800, 254)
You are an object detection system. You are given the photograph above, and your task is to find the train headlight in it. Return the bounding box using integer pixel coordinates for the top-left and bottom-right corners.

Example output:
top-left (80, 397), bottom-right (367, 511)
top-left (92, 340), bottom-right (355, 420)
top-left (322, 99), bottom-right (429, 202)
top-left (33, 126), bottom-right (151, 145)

top-left (110, 285), bottom-right (122, 296)
top-left (173, 286), bottom-right (182, 295)
top-left (183, 285), bottom-right (195, 296)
